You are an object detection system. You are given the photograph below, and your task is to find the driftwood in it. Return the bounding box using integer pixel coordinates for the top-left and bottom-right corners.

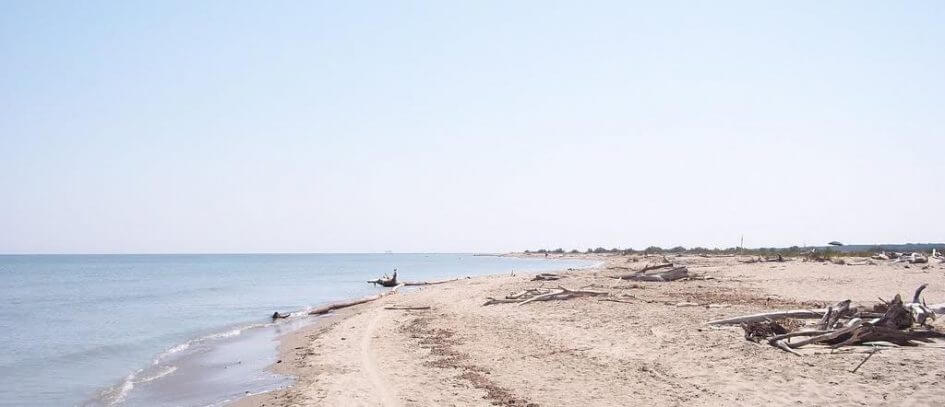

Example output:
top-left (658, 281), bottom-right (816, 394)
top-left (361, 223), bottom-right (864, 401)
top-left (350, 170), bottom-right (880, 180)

top-left (271, 312), bottom-right (290, 320)
top-left (616, 266), bottom-right (692, 282)
top-left (716, 284), bottom-right (945, 354)
top-left (484, 286), bottom-right (607, 306)
top-left (368, 271), bottom-right (464, 287)
top-left (532, 273), bottom-right (565, 281)
top-left (850, 348), bottom-right (880, 373)
top-left (709, 309), bottom-right (828, 325)
top-left (309, 284), bottom-right (404, 315)
top-left (384, 306), bottom-right (431, 310)
top-left (404, 277), bottom-right (464, 286)
top-left (639, 262), bottom-right (675, 273)
top-left (368, 271), bottom-right (399, 287)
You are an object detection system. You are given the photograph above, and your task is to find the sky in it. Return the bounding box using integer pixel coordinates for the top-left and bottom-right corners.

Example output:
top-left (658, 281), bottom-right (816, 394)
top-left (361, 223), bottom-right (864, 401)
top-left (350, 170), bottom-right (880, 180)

top-left (1, 1), bottom-right (943, 254)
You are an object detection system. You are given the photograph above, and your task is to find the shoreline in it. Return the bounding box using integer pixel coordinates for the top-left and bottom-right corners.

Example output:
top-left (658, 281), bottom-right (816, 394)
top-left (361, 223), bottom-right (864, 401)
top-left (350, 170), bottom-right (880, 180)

top-left (228, 255), bottom-right (592, 407)
top-left (54, 254), bottom-right (589, 407)
top-left (230, 253), bottom-right (945, 406)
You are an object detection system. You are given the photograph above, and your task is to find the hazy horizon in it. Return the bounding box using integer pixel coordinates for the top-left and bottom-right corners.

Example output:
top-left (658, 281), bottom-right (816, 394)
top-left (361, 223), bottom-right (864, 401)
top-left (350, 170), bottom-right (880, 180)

top-left (2, 2), bottom-right (943, 254)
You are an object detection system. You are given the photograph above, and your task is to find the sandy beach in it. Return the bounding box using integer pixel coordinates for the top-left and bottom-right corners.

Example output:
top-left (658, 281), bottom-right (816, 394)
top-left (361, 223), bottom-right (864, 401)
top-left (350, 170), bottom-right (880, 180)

top-left (234, 254), bottom-right (945, 406)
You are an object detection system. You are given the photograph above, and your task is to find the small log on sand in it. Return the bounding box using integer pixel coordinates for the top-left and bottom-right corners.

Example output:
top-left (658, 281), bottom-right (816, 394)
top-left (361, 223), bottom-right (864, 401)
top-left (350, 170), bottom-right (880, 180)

top-left (532, 273), bottom-right (564, 281)
top-left (309, 284), bottom-right (405, 315)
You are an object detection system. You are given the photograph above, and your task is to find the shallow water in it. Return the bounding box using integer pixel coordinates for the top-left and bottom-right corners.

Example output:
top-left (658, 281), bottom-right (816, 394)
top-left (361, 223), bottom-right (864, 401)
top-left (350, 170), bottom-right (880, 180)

top-left (0, 253), bottom-right (591, 406)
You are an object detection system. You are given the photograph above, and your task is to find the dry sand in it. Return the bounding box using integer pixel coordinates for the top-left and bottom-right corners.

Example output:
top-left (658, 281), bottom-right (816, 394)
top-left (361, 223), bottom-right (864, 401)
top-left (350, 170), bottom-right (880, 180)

top-left (234, 254), bottom-right (945, 406)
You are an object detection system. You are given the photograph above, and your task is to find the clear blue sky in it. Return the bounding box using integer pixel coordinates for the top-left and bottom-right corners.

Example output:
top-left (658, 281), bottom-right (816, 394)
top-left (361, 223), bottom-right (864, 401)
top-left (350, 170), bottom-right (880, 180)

top-left (2, 1), bottom-right (943, 253)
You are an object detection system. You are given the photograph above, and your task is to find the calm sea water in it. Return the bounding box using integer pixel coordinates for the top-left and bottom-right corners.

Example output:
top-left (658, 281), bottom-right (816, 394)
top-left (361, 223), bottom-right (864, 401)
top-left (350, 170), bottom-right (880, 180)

top-left (0, 254), bottom-right (592, 407)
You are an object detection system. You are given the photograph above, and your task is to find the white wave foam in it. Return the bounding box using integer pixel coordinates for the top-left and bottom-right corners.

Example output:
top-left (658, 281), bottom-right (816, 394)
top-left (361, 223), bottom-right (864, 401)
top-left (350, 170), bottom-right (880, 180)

top-left (136, 365), bottom-right (178, 383)
top-left (203, 327), bottom-right (243, 340)
top-left (102, 370), bottom-right (138, 405)
top-left (97, 321), bottom-right (281, 405)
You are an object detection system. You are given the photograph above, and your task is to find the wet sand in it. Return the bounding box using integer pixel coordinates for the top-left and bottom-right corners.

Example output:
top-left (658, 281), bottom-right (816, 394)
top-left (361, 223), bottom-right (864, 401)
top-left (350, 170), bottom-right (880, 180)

top-left (233, 254), bottom-right (945, 406)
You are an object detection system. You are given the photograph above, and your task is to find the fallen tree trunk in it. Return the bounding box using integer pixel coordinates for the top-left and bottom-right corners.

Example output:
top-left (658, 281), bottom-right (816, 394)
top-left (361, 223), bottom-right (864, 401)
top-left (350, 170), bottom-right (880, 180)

top-left (617, 266), bottom-right (691, 282)
top-left (367, 271), bottom-right (398, 287)
top-left (708, 309), bottom-right (828, 325)
top-left (639, 262), bottom-right (674, 273)
top-left (369, 272), bottom-right (463, 287)
top-left (309, 284), bottom-right (404, 315)
top-left (532, 273), bottom-right (565, 281)
top-left (403, 277), bottom-right (464, 286)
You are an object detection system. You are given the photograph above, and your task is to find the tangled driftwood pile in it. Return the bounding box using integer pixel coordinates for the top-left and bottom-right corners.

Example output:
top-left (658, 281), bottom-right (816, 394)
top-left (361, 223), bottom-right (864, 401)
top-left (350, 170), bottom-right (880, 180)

top-left (709, 284), bottom-right (945, 355)
top-left (483, 286), bottom-right (608, 306)
top-left (867, 250), bottom-right (945, 264)
top-left (609, 261), bottom-right (696, 282)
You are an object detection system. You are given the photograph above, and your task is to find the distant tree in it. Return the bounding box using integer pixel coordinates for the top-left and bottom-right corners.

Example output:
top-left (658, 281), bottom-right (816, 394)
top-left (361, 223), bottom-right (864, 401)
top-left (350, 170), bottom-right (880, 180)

top-left (593, 247), bottom-right (608, 253)
top-left (669, 246), bottom-right (686, 253)
top-left (552, 248), bottom-right (565, 254)
top-left (569, 249), bottom-right (580, 254)
top-left (645, 246), bottom-right (664, 253)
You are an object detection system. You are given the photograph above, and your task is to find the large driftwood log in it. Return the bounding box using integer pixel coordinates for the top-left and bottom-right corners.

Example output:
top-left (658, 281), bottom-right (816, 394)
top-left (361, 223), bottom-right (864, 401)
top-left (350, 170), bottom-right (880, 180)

top-left (309, 283), bottom-right (404, 315)
top-left (367, 271), bottom-right (399, 287)
top-left (617, 266), bottom-right (691, 282)
top-left (639, 262), bottom-right (675, 273)
top-left (532, 273), bottom-right (565, 281)
top-left (404, 277), bottom-right (464, 286)
top-left (708, 309), bottom-right (827, 325)
top-left (368, 272), bottom-right (464, 287)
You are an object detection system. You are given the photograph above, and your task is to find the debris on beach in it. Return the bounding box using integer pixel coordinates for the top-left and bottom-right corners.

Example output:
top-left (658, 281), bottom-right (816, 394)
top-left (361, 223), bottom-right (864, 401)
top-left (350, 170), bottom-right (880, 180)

top-left (608, 260), bottom-right (697, 282)
top-left (709, 284), bottom-right (945, 355)
top-left (367, 271), bottom-right (466, 287)
top-left (531, 273), bottom-right (565, 281)
top-left (739, 255), bottom-right (786, 264)
top-left (308, 283), bottom-right (405, 315)
top-left (483, 286), bottom-right (608, 306)
top-left (367, 271), bottom-right (400, 287)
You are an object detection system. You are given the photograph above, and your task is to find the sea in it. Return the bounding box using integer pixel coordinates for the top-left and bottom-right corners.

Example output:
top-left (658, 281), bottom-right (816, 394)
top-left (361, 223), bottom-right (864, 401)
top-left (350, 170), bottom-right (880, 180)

top-left (0, 253), bottom-right (592, 407)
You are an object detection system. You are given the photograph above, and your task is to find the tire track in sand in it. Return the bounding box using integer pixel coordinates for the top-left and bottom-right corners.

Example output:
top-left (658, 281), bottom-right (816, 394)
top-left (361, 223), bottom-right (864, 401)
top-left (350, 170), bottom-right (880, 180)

top-left (361, 310), bottom-right (398, 407)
